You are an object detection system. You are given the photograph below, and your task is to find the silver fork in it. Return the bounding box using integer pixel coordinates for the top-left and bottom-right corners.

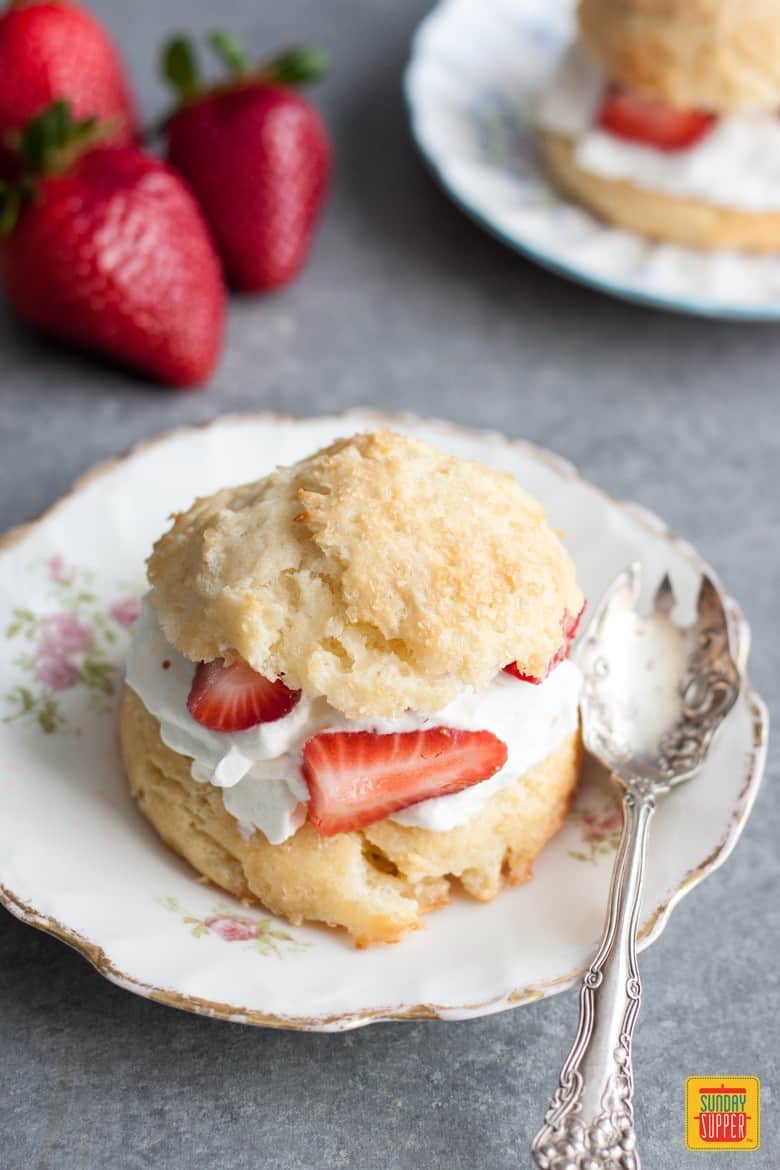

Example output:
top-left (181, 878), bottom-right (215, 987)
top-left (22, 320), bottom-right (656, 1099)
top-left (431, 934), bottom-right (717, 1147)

top-left (531, 564), bottom-right (741, 1170)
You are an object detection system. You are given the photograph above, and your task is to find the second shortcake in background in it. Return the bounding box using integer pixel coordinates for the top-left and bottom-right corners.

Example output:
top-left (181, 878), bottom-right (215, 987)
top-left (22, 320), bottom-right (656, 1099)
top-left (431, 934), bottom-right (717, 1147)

top-left (538, 0), bottom-right (780, 251)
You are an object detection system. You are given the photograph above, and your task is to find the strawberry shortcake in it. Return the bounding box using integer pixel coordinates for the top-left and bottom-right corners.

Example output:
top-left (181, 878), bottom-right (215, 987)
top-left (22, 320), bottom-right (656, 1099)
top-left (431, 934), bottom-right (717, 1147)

top-left (537, 0), bottom-right (780, 251)
top-left (120, 430), bottom-right (584, 946)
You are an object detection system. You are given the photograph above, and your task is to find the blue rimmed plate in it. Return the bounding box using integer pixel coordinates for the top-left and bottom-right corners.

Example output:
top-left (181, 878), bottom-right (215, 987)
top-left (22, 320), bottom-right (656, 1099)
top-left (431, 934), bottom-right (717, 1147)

top-left (404, 0), bottom-right (780, 320)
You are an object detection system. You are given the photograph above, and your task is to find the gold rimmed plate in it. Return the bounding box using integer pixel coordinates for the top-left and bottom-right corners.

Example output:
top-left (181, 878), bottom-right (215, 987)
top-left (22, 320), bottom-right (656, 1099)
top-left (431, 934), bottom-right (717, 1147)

top-left (0, 411), bottom-right (767, 1030)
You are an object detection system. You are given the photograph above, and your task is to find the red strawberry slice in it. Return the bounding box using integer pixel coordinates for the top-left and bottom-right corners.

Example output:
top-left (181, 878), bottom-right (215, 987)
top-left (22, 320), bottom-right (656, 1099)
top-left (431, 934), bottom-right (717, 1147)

top-left (504, 601), bottom-right (586, 685)
top-left (187, 658), bottom-right (300, 731)
top-left (597, 87), bottom-right (713, 151)
top-left (302, 728), bottom-right (508, 836)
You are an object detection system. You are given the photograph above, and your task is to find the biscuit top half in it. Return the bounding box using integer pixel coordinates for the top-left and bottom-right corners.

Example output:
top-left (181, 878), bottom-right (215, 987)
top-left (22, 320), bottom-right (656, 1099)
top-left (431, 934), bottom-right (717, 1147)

top-left (148, 430), bottom-right (584, 719)
top-left (579, 0), bottom-right (780, 115)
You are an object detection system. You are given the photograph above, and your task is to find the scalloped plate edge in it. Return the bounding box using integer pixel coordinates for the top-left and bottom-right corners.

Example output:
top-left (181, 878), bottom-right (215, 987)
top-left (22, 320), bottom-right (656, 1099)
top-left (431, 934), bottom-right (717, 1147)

top-left (0, 410), bottom-right (769, 1031)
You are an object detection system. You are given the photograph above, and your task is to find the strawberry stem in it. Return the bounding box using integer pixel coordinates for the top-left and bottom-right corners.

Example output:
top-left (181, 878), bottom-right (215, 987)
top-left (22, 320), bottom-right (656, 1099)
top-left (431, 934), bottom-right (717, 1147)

top-left (160, 32), bottom-right (327, 113)
top-left (156, 32), bottom-right (328, 134)
top-left (0, 100), bottom-right (120, 235)
top-left (17, 100), bottom-right (118, 176)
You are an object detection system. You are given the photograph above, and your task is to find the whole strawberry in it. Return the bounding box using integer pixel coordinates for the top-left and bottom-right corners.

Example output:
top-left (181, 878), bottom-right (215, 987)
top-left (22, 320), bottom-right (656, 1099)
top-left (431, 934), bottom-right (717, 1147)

top-left (1, 101), bottom-right (225, 387)
top-left (0, 0), bottom-right (137, 177)
top-left (162, 32), bottom-right (331, 291)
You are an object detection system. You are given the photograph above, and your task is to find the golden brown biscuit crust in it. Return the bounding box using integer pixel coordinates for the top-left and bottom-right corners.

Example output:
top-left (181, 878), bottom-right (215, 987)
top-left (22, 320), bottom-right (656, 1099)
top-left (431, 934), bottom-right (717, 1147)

top-left (120, 686), bottom-right (582, 947)
top-left (541, 130), bottom-right (780, 252)
top-left (148, 430), bottom-right (583, 719)
top-left (579, 0), bottom-right (780, 114)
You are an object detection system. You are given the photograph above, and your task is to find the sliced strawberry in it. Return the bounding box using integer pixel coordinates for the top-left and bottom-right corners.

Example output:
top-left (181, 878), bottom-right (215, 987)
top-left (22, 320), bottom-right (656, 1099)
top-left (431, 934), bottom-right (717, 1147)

top-left (597, 87), bottom-right (713, 151)
top-left (504, 601), bottom-right (586, 685)
top-left (302, 728), bottom-right (508, 836)
top-left (503, 664), bottom-right (526, 682)
top-left (187, 658), bottom-right (300, 731)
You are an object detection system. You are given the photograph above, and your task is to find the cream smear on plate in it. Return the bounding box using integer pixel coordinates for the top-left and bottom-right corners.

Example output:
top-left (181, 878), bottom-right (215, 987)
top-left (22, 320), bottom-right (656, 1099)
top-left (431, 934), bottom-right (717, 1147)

top-left (538, 43), bottom-right (780, 213)
top-left (126, 596), bottom-right (581, 844)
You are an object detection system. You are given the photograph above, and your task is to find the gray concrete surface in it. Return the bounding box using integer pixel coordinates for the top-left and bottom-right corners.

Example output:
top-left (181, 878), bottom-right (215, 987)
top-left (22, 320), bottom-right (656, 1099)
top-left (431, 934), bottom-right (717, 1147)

top-left (1, 2), bottom-right (778, 1167)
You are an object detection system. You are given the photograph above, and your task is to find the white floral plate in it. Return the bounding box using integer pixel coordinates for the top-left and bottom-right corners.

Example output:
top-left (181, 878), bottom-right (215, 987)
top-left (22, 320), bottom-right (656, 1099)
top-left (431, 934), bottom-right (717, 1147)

top-left (0, 411), bottom-right (767, 1030)
top-left (405, 0), bottom-right (780, 319)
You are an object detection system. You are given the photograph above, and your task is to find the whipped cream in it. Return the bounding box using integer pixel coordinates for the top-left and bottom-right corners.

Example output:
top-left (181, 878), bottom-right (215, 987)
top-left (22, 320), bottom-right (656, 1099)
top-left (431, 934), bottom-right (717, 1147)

top-left (126, 596), bottom-right (581, 844)
top-left (538, 44), bottom-right (780, 213)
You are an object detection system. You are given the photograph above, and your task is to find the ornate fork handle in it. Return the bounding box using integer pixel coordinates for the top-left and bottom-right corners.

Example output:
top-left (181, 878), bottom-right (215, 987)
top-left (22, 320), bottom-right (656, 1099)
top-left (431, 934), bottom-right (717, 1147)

top-left (531, 784), bottom-right (656, 1170)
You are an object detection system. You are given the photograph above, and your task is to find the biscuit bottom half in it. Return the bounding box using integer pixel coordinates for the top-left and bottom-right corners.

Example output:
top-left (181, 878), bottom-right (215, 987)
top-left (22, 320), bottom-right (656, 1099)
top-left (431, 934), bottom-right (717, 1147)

top-left (120, 686), bottom-right (583, 947)
top-left (540, 130), bottom-right (780, 253)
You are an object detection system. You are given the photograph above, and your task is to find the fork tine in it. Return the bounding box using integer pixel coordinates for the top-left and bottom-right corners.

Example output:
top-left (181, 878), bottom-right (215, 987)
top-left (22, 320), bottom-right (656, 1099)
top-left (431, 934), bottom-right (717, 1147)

top-left (623, 560), bottom-right (642, 611)
top-left (591, 562), bottom-right (640, 633)
top-left (696, 573), bottom-right (726, 626)
top-left (654, 572), bottom-right (676, 614)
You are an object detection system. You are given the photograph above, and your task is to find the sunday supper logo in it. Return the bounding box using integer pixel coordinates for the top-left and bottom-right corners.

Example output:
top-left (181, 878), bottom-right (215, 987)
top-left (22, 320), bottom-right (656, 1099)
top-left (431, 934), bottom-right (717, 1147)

top-left (685, 1077), bottom-right (760, 1151)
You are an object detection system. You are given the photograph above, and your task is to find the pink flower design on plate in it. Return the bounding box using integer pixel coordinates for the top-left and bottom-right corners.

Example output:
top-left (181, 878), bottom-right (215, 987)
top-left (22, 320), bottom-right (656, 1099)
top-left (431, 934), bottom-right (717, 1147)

top-left (47, 554), bottom-right (74, 584)
top-left (32, 615), bottom-right (94, 694)
top-left (35, 656), bottom-right (79, 691)
top-left (582, 807), bottom-right (624, 842)
top-left (38, 613), bottom-right (94, 657)
top-left (204, 915), bottom-right (258, 942)
top-left (109, 597), bottom-right (141, 628)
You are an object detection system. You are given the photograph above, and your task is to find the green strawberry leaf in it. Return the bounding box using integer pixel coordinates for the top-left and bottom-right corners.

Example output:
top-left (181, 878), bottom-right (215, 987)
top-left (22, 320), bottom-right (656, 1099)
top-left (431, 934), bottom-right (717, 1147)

top-left (0, 180), bottom-right (21, 236)
top-left (263, 46), bottom-right (328, 87)
top-left (208, 29), bottom-right (249, 76)
top-left (163, 36), bottom-right (200, 101)
top-left (20, 99), bottom-right (68, 173)
top-left (13, 100), bottom-right (117, 185)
